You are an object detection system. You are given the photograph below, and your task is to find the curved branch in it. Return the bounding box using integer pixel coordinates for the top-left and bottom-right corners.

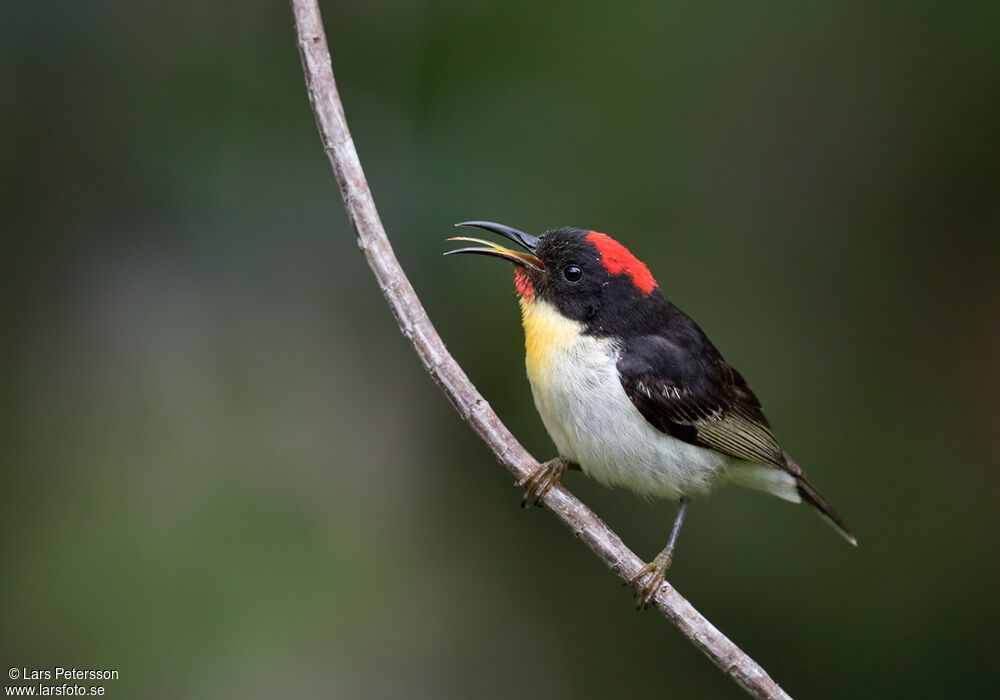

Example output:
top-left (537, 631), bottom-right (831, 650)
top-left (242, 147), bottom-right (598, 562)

top-left (289, 3), bottom-right (792, 698)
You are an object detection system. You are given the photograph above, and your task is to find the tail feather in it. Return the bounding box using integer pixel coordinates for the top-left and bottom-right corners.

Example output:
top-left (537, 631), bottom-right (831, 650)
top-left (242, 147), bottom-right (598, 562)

top-left (784, 452), bottom-right (857, 546)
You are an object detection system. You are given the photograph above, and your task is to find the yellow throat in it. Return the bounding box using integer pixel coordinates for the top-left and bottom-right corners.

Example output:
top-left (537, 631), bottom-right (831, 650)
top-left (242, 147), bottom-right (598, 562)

top-left (518, 297), bottom-right (584, 383)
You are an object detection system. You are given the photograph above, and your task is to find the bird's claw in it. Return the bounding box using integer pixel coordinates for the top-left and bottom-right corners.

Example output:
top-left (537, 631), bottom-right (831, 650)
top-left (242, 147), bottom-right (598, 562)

top-left (627, 552), bottom-right (673, 609)
top-left (517, 458), bottom-right (568, 507)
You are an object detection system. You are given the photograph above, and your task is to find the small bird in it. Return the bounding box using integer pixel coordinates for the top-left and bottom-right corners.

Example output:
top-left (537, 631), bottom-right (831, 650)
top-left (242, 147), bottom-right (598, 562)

top-left (446, 221), bottom-right (856, 607)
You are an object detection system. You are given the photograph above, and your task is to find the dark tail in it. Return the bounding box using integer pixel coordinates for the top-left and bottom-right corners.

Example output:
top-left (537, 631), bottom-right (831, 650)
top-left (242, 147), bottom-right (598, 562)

top-left (784, 453), bottom-right (858, 546)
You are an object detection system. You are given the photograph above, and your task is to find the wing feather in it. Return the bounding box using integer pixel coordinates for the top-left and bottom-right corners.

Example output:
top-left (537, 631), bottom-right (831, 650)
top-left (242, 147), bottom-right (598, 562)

top-left (616, 329), bottom-right (784, 467)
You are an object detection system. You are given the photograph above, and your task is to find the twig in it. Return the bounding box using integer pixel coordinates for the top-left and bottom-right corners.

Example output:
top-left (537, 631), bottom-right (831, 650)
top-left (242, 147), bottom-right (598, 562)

top-left (288, 2), bottom-right (793, 698)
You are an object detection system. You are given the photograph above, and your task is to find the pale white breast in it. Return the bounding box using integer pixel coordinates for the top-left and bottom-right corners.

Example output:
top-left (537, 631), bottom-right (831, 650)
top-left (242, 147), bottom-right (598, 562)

top-left (520, 299), bottom-right (731, 499)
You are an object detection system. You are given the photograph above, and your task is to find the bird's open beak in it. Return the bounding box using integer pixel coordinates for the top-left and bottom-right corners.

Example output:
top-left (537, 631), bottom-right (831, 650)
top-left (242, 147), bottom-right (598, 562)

top-left (444, 221), bottom-right (544, 271)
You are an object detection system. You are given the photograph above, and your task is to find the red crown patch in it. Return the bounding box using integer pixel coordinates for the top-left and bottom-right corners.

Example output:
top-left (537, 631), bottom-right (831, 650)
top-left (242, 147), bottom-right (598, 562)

top-left (586, 231), bottom-right (656, 296)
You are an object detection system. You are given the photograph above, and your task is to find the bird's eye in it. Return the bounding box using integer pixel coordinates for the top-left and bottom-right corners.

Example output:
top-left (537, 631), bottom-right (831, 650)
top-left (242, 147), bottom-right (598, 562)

top-left (563, 265), bottom-right (583, 282)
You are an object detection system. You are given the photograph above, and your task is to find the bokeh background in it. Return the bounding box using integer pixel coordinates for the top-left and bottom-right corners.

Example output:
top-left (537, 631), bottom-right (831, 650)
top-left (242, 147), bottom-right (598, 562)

top-left (3, 1), bottom-right (998, 698)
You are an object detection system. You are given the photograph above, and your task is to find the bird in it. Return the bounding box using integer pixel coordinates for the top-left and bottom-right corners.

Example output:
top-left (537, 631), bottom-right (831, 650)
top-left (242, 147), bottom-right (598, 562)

top-left (445, 221), bottom-right (856, 607)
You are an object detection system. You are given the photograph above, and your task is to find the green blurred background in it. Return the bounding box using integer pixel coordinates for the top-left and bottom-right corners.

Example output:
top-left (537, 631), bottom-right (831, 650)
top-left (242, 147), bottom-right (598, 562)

top-left (3, 1), bottom-right (998, 698)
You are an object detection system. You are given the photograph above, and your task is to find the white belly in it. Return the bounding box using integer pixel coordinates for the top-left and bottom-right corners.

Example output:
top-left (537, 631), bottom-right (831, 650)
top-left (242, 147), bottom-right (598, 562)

top-left (521, 301), bottom-right (730, 500)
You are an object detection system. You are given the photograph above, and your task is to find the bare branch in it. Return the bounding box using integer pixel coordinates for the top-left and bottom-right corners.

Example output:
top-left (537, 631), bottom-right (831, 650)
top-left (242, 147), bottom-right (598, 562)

top-left (289, 2), bottom-right (792, 698)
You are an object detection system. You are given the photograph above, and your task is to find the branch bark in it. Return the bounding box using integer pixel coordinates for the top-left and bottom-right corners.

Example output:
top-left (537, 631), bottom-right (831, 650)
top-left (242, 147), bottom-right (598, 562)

top-left (289, 2), bottom-right (792, 698)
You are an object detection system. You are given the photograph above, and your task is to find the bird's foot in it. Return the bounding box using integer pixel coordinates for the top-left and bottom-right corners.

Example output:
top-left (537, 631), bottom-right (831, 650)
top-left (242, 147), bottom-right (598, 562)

top-left (627, 549), bottom-right (673, 610)
top-left (517, 457), bottom-right (569, 507)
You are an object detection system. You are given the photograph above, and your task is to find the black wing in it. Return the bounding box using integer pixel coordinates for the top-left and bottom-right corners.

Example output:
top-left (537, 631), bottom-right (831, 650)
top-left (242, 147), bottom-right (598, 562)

top-left (616, 315), bottom-right (785, 467)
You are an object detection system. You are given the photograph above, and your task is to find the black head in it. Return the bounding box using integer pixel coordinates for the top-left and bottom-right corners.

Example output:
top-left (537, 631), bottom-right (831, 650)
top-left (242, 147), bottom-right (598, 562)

top-left (446, 221), bottom-right (667, 337)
